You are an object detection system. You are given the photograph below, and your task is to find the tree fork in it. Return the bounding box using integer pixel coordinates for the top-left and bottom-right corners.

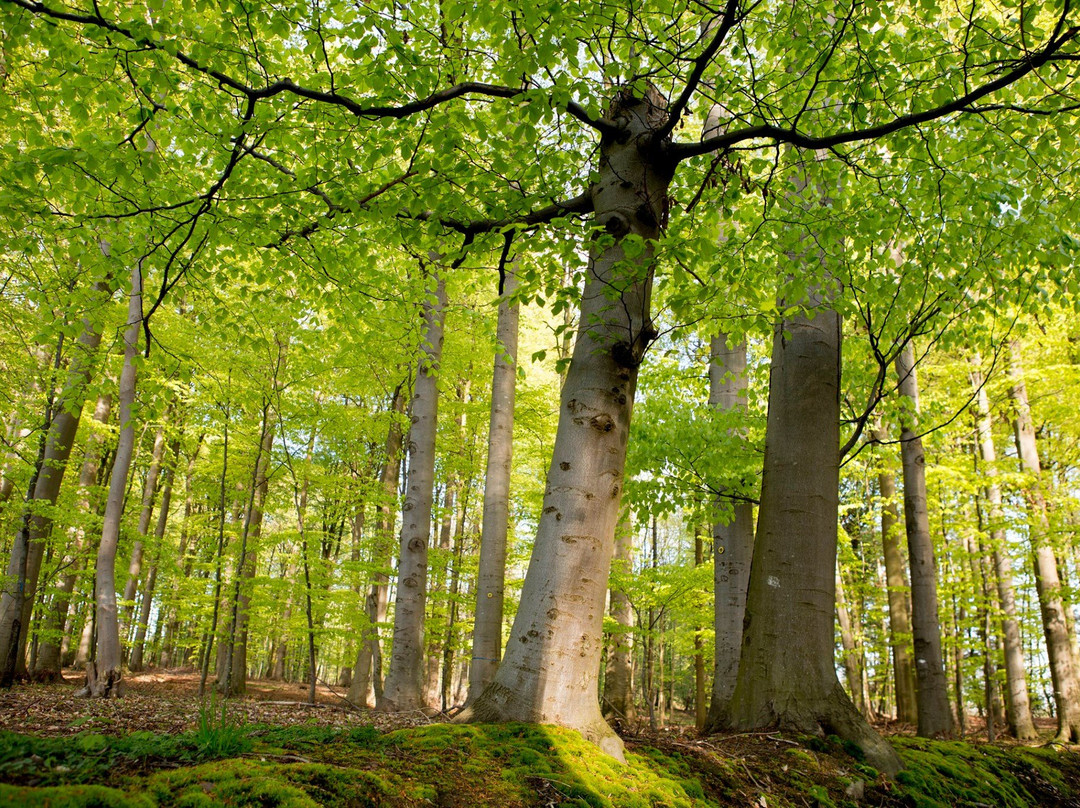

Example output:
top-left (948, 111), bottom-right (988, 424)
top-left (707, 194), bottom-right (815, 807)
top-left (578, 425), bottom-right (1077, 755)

top-left (458, 86), bottom-right (672, 760)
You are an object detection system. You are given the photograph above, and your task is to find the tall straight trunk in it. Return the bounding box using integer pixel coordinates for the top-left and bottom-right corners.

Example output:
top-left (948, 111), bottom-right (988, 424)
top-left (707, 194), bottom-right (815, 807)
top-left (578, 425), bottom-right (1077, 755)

top-left (287, 429), bottom-right (318, 704)
top-left (349, 384), bottom-right (406, 706)
top-left (0, 277), bottom-right (113, 675)
top-left (726, 176), bottom-right (900, 774)
top-left (1, 411), bottom-right (50, 688)
top-left (967, 530), bottom-right (1001, 742)
top-left (159, 436), bottom-right (203, 668)
top-left (424, 478), bottom-right (455, 707)
top-left (121, 425), bottom-right (167, 630)
top-left (646, 518), bottom-right (659, 731)
top-left (895, 345), bottom-right (953, 738)
top-left (836, 569), bottom-right (867, 715)
top-left (944, 541), bottom-right (965, 735)
top-left (441, 485), bottom-right (469, 712)
top-left (222, 396), bottom-right (276, 696)
top-left (459, 88), bottom-right (670, 760)
top-left (872, 422), bottom-right (919, 724)
top-left (1009, 343), bottom-right (1080, 742)
top-left (33, 393), bottom-right (113, 681)
top-left (601, 510), bottom-right (635, 727)
top-left (703, 334), bottom-right (754, 731)
top-left (129, 433), bottom-right (181, 671)
top-left (468, 267), bottom-right (519, 701)
top-left (379, 274), bottom-right (447, 712)
top-left (693, 524), bottom-right (707, 731)
top-left (84, 264), bottom-right (142, 698)
top-left (970, 360), bottom-right (1037, 739)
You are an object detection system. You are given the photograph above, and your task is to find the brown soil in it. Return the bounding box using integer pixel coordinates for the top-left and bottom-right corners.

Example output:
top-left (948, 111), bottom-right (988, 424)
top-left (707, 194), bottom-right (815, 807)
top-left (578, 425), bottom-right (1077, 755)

top-left (0, 668), bottom-right (432, 738)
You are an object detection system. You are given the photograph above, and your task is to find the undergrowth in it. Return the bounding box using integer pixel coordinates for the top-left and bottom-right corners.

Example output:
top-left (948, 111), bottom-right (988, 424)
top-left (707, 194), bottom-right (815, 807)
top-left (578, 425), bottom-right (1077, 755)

top-left (2, 720), bottom-right (1080, 807)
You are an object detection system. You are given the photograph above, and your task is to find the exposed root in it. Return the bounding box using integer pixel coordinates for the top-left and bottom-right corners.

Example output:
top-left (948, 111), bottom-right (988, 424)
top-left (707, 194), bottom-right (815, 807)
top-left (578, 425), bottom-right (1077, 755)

top-left (457, 681), bottom-right (626, 763)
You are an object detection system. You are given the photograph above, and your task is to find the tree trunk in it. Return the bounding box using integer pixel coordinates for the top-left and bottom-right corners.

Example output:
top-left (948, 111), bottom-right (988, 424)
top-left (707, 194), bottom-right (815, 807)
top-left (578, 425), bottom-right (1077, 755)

top-left (0, 276), bottom-right (113, 675)
top-left (441, 484), bottom-right (469, 712)
top-left (602, 510), bottom-right (635, 728)
top-left (121, 425), bottom-right (167, 632)
top-left (458, 88), bottom-right (671, 760)
top-left (33, 393), bottom-right (113, 681)
top-left (468, 267), bottom-right (519, 701)
top-left (221, 395), bottom-right (276, 697)
top-left (970, 360), bottom-right (1037, 739)
top-left (895, 345), bottom-right (953, 738)
top-left (726, 252), bottom-right (900, 775)
top-left (349, 384), bottom-right (406, 706)
top-left (379, 274), bottom-right (446, 712)
top-left (1009, 342), bottom-right (1080, 742)
top-left (703, 334), bottom-right (754, 731)
top-left (836, 569), bottom-right (867, 715)
top-left (693, 524), bottom-right (707, 731)
top-left (871, 422), bottom-right (919, 725)
top-left (84, 264), bottom-right (142, 698)
top-left (159, 435), bottom-right (203, 668)
top-left (129, 433), bottom-right (181, 671)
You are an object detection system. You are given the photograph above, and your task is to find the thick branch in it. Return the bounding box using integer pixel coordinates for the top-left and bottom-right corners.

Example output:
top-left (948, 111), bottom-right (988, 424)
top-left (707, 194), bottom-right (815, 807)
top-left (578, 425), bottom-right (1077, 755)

top-left (671, 26), bottom-right (1079, 161)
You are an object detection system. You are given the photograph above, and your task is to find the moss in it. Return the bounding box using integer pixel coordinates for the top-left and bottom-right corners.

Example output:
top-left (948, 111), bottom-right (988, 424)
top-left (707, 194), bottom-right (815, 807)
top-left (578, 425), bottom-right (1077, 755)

top-left (785, 748), bottom-right (819, 769)
top-left (0, 783), bottom-right (155, 807)
top-left (806, 784), bottom-right (836, 807)
top-left (7, 722), bottom-right (1080, 808)
top-left (892, 738), bottom-right (1056, 808)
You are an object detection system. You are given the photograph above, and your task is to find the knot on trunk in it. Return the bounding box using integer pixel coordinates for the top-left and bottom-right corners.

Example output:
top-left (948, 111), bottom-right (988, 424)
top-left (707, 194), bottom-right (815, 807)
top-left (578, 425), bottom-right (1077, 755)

top-left (612, 320), bottom-right (659, 368)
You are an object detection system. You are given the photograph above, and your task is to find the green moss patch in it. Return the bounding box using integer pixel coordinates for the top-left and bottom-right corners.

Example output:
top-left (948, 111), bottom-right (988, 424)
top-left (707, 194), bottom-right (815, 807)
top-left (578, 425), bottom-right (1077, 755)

top-left (4, 722), bottom-right (1080, 808)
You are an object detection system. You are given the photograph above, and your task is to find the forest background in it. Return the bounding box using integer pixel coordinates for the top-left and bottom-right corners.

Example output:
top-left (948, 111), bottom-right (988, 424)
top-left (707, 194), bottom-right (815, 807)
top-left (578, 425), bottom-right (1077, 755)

top-left (0, 0), bottom-right (1078, 788)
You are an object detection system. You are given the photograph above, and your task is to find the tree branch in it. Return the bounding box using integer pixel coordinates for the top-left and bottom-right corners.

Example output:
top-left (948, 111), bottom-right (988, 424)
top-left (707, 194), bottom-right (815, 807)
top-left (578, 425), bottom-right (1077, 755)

top-left (670, 25), bottom-right (1080, 161)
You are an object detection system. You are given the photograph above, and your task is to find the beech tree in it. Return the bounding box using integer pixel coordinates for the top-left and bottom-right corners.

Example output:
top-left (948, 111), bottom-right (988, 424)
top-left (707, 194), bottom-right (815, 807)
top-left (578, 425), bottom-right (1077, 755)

top-left (1, 0), bottom-right (1078, 768)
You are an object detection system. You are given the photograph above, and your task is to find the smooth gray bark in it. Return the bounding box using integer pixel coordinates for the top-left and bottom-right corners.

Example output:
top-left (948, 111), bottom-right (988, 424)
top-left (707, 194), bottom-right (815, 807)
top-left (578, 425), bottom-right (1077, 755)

top-left (85, 265), bottom-right (142, 698)
top-left (121, 425), bottom-right (167, 630)
top-left (871, 421), bottom-right (919, 725)
top-left (159, 435), bottom-right (203, 668)
top-left (970, 361), bottom-right (1037, 739)
top-left (458, 88), bottom-right (670, 760)
top-left (836, 569), bottom-right (868, 716)
top-left (895, 345), bottom-right (953, 738)
top-left (349, 384), bottom-right (405, 707)
top-left (129, 433), bottom-right (180, 671)
top-left (468, 268), bottom-right (519, 702)
top-left (221, 397), bottom-right (275, 696)
top-left (379, 274), bottom-right (446, 712)
top-left (33, 393), bottom-right (112, 680)
top-left (727, 295), bottom-right (898, 775)
top-left (726, 157), bottom-right (900, 772)
top-left (703, 335), bottom-right (753, 731)
top-left (0, 277), bottom-right (113, 675)
top-left (601, 510), bottom-right (635, 727)
top-left (1009, 343), bottom-right (1080, 742)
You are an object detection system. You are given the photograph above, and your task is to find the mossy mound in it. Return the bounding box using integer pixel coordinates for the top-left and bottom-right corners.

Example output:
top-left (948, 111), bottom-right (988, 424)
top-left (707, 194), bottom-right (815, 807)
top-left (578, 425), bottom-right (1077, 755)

top-left (3, 721), bottom-right (1080, 807)
top-left (892, 737), bottom-right (1080, 808)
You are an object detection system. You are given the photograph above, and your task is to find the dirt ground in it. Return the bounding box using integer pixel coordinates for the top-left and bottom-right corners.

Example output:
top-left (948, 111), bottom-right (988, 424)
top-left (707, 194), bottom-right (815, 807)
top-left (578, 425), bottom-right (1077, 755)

top-left (0, 668), bottom-right (1064, 745)
top-left (0, 668), bottom-right (433, 738)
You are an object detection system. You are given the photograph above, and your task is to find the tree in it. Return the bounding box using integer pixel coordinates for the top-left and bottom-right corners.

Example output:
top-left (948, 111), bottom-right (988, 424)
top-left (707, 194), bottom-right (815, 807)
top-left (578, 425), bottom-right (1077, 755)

top-left (969, 358), bottom-right (1038, 739)
top-left (703, 335), bottom-right (754, 730)
top-left (2, 0), bottom-right (1078, 762)
top-left (1009, 341), bottom-right (1080, 742)
top-left (468, 264), bottom-right (520, 702)
top-left (379, 272), bottom-right (447, 712)
top-left (896, 345), bottom-right (954, 737)
top-left (84, 262), bottom-right (142, 698)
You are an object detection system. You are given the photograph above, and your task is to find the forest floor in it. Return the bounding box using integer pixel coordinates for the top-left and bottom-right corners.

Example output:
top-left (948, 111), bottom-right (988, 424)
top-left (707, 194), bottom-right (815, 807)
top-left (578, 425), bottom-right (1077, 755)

top-left (2, 669), bottom-right (1080, 807)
